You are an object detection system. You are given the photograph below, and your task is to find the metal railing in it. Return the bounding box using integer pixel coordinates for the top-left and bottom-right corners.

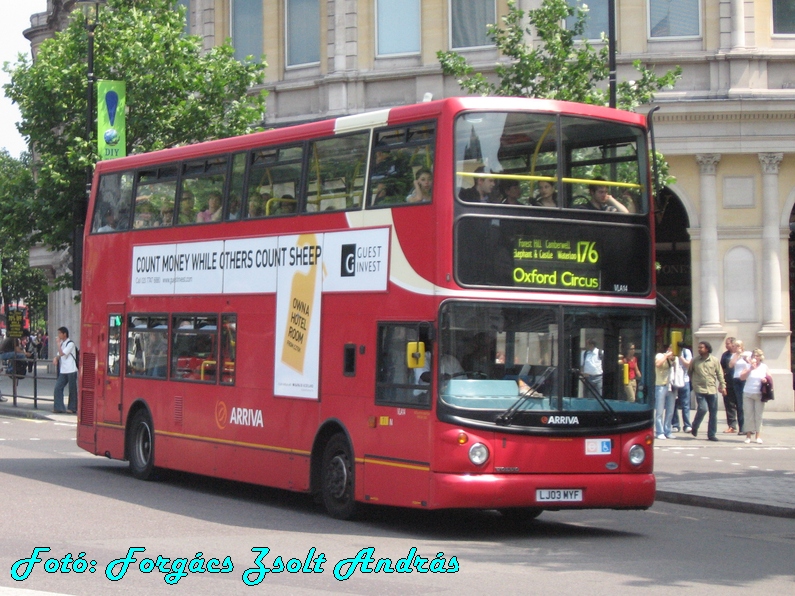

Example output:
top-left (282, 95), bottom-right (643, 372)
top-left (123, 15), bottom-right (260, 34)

top-left (1, 358), bottom-right (58, 409)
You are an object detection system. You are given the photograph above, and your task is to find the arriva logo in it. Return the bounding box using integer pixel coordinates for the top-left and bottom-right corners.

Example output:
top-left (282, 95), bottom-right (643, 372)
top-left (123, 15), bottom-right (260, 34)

top-left (216, 401), bottom-right (264, 429)
top-left (541, 415), bottom-right (580, 425)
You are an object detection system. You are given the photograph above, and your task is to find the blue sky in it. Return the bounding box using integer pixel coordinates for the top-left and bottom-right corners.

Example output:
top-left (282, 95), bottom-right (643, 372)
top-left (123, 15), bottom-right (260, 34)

top-left (0, 2), bottom-right (48, 158)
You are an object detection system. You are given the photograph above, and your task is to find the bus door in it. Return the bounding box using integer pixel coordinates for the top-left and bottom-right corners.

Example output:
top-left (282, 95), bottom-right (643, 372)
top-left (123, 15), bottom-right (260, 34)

top-left (364, 323), bottom-right (433, 507)
top-left (101, 308), bottom-right (124, 425)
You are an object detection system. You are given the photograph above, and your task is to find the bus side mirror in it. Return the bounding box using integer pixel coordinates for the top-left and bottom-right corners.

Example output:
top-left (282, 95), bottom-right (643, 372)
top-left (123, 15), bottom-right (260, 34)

top-left (406, 341), bottom-right (426, 369)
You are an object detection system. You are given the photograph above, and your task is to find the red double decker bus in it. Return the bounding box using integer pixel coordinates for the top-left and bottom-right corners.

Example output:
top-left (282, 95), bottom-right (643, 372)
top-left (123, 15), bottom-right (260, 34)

top-left (78, 97), bottom-right (656, 519)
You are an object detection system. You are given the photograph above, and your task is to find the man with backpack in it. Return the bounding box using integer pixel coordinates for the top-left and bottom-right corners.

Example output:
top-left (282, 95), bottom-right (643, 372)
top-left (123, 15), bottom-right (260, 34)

top-left (52, 326), bottom-right (78, 414)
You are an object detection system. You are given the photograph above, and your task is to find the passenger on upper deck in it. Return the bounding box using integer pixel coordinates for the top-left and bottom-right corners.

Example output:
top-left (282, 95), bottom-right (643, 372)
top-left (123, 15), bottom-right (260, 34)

top-left (178, 191), bottom-right (196, 224)
top-left (277, 194), bottom-right (297, 214)
top-left (196, 192), bottom-right (222, 223)
top-left (620, 189), bottom-right (640, 213)
top-left (247, 193), bottom-right (266, 218)
top-left (497, 178), bottom-right (522, 205)
top-left (406, 168), bottom-right (433, 203)
top-left (97, 205), bottom-right (117, 232)
top-left (576, 177), bottom-right (629, 213)
top-left (532, 180), bottom-right (557, 207)
top-left (160, 202), bottom-right (175, 226)
top-left (458, 167), bottom-right (495, 203)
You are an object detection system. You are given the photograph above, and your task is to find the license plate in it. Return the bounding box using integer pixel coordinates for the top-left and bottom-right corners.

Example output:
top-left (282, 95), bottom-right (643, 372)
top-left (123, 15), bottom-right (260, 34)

top-left (536, 489), bottom-right (583, 502)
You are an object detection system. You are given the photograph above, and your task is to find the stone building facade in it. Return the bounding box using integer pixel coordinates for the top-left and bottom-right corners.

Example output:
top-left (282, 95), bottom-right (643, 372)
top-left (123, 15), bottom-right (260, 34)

top-left (24, 1), bottom-right (795, 408)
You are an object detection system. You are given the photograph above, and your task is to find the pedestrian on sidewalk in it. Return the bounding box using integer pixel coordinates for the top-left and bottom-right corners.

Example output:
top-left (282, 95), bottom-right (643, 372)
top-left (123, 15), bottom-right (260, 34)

top-left (654, 344), bottom-right (677, 440)
top-left (739, 348), bottom-right (769, 444)
top-left (730, 339), bottom-right (751, 434)
top-left (671, 343), bottom-right (693, 433)
top-left (52, 327), bottom-right (78, 414)
top-left (689, 341), bottom-right (727, 442)
top-left (21, 329), bottom-right (35, 373)
top-left (720, 337), bottom-right (739, 434)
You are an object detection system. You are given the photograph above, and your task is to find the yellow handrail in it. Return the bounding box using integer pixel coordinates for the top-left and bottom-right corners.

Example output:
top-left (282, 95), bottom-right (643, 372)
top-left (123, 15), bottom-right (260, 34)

top-left (200, 359), bottom-right (216, 381)
top-left (457, 171), bottom-right (643, 190)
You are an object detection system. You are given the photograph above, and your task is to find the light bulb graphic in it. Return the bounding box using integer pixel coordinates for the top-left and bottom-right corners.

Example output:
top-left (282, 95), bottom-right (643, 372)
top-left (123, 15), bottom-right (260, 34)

top-left (103, 90), bottom-right (120, 146)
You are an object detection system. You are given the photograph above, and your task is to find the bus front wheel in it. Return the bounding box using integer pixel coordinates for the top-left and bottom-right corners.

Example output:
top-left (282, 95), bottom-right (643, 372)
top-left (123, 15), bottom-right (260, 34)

top-left (321, 434), bottom-right (356, 519)
top-left (128, 409), bottom-right (155, 480)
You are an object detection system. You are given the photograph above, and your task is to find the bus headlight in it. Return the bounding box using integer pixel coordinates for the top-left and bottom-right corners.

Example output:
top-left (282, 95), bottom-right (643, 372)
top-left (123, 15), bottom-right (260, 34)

top-left (468, 442), bottom-right (489, 466)
top-left (628, 444), bottom-right (646, 466)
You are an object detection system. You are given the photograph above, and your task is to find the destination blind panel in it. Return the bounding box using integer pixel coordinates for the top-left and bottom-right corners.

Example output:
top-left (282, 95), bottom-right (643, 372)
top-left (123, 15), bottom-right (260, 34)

top-left (455, 217), bottom-right (651, 295)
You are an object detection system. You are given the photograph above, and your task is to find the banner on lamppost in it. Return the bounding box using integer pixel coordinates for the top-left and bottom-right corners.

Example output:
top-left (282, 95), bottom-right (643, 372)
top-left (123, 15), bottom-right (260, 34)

top-left (97, 80), bottom-right (126, 160)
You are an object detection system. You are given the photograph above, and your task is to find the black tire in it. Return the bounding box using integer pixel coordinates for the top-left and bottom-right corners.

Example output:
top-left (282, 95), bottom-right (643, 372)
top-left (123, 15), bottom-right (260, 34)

top-left (499, 507), bottom-right (543, 523)
top-left (321, 434), bottom-right (356, 520)
top-left (127, 409), bottom-right (155, 480)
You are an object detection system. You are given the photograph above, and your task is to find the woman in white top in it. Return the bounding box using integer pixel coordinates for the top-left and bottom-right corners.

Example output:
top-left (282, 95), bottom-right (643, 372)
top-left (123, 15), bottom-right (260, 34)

top-left (739, 348), bottom-right (768, 444)
top-left (729, 339), bottom-right (750, 434)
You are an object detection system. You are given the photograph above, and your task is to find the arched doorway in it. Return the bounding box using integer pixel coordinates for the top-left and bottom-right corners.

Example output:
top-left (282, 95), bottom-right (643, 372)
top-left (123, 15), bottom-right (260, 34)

top-left (655, 187), bottom-right (692, 348)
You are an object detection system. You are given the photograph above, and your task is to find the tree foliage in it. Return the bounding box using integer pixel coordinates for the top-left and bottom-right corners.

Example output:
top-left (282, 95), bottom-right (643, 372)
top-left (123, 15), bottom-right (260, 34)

top-left (438, 0), bottom-right (680, 111)
top-left (3, 0), bottom-right (268, 251)
top-left (0, 150), bottom-right (48, 319)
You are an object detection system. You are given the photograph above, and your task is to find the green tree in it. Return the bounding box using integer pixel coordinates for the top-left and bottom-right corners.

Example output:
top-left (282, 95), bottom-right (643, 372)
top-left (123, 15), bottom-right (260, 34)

top-left (3, 0), bottom-right (268, 252)
top-left (438, 0), bottom-right (680, 111)
top-left (0, 150), bottom-right (49, 325)
top-left (0, 150), bottom-right (36, 253)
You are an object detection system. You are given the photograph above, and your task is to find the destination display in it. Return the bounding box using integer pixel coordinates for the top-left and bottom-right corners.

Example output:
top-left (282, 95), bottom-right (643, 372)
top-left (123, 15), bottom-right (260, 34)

top-left (512, 236), bottom-right (601, 290)
top-left (456, 217), bottom-right (650, 295)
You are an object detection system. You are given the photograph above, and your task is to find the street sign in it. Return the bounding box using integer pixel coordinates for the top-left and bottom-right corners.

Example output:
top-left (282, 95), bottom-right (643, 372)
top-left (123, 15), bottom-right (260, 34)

top-left (7, 310), bottom-right (24, 338)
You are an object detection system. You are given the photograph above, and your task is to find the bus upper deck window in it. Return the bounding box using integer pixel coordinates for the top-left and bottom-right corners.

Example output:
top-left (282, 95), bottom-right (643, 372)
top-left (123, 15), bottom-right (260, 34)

top-left (92, 172), bottom-right (134, 233)
top-left (368, 123), bottom-right (436, 208)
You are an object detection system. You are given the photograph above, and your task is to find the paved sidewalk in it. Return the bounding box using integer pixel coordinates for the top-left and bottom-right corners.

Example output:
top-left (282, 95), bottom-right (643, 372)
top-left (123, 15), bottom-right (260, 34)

top-left (2, 370), bottom-right (794, 518)
top-left (653, 411), bottom-right (795, 518)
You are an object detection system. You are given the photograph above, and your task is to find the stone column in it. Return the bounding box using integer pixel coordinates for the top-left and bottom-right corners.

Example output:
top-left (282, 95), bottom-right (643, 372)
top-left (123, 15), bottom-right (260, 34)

top-left (758, 153), bottom-right (784, 329)
top-left (730, 0), bottom-right (745, 49)
top-left (331, 0), bottom-right (347, 73)
top-left (195, 0), bottom-right (216, 53)
top-left (756, 153), bottom-right (793, 411)
top-left (694, 154), bottom-right (723, 343)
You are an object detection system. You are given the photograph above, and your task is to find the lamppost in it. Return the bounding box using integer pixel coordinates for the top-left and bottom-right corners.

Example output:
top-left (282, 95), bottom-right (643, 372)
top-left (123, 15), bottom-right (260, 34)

top-left (73, 0), bottom-right (107, 290)
top-left (608, 0), bottom-right (617, 109)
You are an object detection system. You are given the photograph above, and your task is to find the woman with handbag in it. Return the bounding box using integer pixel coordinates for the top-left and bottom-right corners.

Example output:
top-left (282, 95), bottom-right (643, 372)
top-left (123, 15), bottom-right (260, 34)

top-left (739, 348), bottom-right (769, 444)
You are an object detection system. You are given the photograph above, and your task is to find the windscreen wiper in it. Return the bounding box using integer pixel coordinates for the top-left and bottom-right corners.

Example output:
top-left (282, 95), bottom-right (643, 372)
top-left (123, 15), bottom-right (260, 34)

top-left (496, 366), bottom-right (555, 426)
top-left (571, 369), bottom-right (618, 420)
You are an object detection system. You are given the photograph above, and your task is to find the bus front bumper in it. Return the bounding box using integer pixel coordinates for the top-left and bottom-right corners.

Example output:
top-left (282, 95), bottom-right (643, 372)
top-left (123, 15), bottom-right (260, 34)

top-left (429, 472), bottom-right (656, 510)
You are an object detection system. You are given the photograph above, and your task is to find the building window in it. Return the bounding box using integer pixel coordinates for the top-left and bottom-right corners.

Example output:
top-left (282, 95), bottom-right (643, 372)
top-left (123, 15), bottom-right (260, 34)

top-left (286, 0), bottom-right (320, 66)
top-left (774, 0), bottom-right (795, 34)
top-left (450, 0), bottom-right (496, 49)
top-left (566, 0), bottom-right (608, 41)
top-left (176, 0), bottom-right (190, 33)
top-left (648, 0), bottom-right (700, 38)
top-left (377, 0), bottom-right (420, 55)
top-left (231, 0), bottom-right (263, 62)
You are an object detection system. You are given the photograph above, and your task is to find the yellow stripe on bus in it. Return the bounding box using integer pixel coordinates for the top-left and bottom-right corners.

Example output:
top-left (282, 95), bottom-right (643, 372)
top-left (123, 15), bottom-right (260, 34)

top-left (362, 457), bottom-right (430, 472)
top-left (95, 422), bottom-right (311, 457)
top-left (98, 423), bottom-right (427, 469)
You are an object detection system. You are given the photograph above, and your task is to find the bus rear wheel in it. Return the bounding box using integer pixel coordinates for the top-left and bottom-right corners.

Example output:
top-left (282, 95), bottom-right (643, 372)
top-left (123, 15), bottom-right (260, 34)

top-left (321, 434), bottom-right (356, 519)
top-left (128, 409), bottom-right (155, 480)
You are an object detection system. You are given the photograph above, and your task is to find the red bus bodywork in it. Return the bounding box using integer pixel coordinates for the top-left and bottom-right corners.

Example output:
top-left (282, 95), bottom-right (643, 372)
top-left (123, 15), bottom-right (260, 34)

top-left (77, 97), bottom-right (656, 517)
